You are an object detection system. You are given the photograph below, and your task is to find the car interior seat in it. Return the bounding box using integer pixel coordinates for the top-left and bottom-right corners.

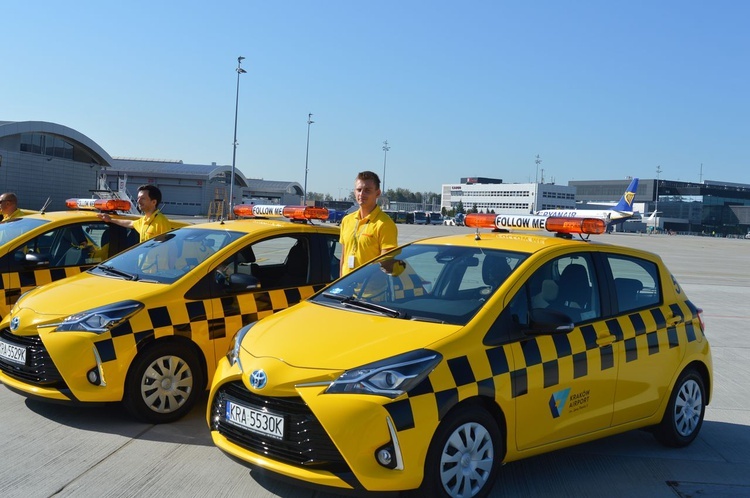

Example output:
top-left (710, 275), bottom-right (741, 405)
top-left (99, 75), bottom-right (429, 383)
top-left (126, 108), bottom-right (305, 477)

top-left (57, 226), bottom-right (88, 266)
top-left (235, 246), bottom-right (257, 277)
top-left (532, 279), bottom-right (559, 308)
top-left (551, 263), bottom-right (591, 320)
top-left (279, 240), bottom-right (309, 287)
top-left (614, 277), bottom-right (643, 311)
top-left (481, 252), bottom-right (512, 289)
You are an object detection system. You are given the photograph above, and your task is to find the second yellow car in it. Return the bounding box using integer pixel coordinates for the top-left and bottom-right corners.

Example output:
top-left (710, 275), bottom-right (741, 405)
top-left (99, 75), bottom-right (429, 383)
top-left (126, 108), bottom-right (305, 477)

top-left (0, 205), bottom-right (340, 423)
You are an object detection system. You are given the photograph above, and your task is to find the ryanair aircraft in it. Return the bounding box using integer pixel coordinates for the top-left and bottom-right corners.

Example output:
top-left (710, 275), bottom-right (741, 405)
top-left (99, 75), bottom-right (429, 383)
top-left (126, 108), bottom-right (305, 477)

top-left (536, 177), bottom-right (639, 222)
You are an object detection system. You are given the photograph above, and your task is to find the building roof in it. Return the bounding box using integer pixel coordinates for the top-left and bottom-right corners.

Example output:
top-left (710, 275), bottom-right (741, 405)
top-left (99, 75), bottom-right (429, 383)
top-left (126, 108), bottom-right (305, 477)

top-left (0, 120), bottom-right (114, 165)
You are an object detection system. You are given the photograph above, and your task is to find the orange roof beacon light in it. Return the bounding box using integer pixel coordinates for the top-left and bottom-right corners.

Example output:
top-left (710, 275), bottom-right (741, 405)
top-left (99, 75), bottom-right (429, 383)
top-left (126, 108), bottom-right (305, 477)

top-left (282, 206), bottom-right (329, 221)
top-left (545, 216), bottom-right (606, 235)
top-left (232, 204), bottom-right (329, 222)
top-left (465, 213), bottom-right (606, 237)
top-left (66, 198), bottom-right (132, 213)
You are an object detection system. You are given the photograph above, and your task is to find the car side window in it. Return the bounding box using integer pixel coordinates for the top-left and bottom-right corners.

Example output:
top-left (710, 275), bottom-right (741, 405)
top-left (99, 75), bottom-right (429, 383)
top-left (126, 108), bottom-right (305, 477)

top-left (606, 254), bottom-right (660, 313)
top-left (325, 235), bottom-right (342, 281)
top-left (530, 254), bottom-right (601, 323)
top-left (251, 236), bottom-right (308, 289)
top-left (485, 254), bottom-right (602, 345)
top-left (10, 222), bottom-right (111, 270)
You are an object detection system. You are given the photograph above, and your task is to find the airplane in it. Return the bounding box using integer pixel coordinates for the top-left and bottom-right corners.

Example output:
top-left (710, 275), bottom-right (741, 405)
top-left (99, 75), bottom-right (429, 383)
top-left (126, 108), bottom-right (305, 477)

top-left (535, 177), bottom-right (639, 223)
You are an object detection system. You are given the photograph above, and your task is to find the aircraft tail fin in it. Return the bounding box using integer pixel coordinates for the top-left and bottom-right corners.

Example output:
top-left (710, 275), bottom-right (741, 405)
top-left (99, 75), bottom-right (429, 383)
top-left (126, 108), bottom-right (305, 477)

top-left (612, 178), bottom-right (638, 212)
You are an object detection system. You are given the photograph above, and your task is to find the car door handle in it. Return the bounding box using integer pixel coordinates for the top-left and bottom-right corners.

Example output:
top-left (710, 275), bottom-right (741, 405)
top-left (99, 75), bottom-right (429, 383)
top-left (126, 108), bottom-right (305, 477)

top-left (596, 335), bottom-right (615, 347)
top-left (667, 316), bottom-right (683, 327)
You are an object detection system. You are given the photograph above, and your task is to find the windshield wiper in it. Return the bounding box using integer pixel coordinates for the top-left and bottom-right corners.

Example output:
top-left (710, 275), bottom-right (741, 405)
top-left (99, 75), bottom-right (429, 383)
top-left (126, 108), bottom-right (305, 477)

top-left (322, 293), bottom-right (404, 318)
top-left (97, 264), bottom-right (139, 281)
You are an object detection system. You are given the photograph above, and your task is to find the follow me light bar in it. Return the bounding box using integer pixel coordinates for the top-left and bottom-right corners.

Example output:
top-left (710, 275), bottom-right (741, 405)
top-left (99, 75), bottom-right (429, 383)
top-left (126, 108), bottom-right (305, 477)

top-left (233, 204), bottom-right (329, 221)
top-left (465, 213), bottom-right (607, 235)
top-left (66, 198), bottom-right (132, 213)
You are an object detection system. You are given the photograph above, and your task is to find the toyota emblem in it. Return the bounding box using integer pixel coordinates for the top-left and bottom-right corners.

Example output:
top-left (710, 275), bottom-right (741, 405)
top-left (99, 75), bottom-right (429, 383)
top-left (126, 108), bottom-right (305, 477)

top-left (250, 369), bottom-right (267, 390)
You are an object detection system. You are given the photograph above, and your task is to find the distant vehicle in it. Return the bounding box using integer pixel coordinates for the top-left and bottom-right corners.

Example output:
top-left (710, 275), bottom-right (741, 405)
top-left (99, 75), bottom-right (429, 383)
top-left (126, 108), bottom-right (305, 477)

top-left (536, 177), bottom-right (639, 223)
top-left (454, 213), bottom-right (466, 226)
top-left (442, 217), bottom-right (456, 226)
top-left (427, 212), bottom-right (443, 225)
top-left (327, 209), bottom-right (345, 224)
top-left (383, 210), bottom-right (408, 224)
top-left (412, 211), bottom-right (428, 225)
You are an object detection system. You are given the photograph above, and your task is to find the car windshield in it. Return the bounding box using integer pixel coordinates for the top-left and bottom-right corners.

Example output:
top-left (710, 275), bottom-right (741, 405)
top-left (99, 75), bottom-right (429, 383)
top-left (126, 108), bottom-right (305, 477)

top-left (89, 227), bottom-right (246, 284)
top-left (0, 217), bottom-right (49, 246)
top-left (313, 244), bottom-right (528, 325)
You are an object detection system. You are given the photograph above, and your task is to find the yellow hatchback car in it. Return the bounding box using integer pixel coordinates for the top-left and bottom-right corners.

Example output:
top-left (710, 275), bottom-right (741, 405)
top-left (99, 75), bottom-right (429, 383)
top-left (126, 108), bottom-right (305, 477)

top-left (0, 205), bottom-right (340, 423)
top-left (208, 214), bottom-right (712, 498)
top-left (0, 199), bottom-right (177, 319)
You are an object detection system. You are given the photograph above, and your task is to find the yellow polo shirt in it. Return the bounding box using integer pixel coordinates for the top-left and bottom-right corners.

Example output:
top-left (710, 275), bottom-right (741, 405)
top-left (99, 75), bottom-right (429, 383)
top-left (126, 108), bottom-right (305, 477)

top-left (339, 205), bottom-right (398, 276)
top-left (132, 210), bottom-right (171, 242)
top-left (1, 208), bottom-right (30, 222)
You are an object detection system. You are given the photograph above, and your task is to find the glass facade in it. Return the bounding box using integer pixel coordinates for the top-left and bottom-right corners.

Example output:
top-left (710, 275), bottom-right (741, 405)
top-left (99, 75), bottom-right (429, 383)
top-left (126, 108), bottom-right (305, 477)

top-left (20, 133), bottom-right (74, 160)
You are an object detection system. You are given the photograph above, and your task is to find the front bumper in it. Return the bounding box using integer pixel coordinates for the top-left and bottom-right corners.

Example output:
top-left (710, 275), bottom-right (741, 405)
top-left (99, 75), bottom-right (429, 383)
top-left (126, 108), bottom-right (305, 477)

top-left (0, 326), bottom-right (132, 404)
top-left (207, 357), bottom-right (438, 493)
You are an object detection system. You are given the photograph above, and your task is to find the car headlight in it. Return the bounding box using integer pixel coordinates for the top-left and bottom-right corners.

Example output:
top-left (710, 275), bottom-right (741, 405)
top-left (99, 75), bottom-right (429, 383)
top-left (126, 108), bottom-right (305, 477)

top-left (226, 322), bottom-right (257, 368)
top-left (326, 349), bottom-right (442, 398)
top-left (51, 300), bottom-right (144, 334)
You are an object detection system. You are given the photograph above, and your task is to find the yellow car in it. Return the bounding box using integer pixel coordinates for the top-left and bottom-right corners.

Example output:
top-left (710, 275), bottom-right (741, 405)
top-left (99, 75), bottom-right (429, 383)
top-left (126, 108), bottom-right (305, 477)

top-left (208, 214), bottom-right (712, 498)
top-left (0, 205), bottom-right (340, 423)
top-left (0, 199), bottom-right (183, 319)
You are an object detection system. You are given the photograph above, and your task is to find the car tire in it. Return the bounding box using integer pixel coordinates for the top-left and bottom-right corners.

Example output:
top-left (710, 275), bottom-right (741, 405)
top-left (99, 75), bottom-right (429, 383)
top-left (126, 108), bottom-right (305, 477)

top-left (421, 402), bottom-right (502, 498)
top-left (123, 342), bottom-right (203, 424)
top-left (652, 367), bottom-right (706, 447)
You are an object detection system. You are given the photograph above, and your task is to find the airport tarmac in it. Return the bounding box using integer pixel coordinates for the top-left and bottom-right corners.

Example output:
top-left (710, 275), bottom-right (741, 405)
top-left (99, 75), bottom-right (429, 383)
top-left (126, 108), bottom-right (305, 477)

top-left (1, 223), bottom-right (749, 497)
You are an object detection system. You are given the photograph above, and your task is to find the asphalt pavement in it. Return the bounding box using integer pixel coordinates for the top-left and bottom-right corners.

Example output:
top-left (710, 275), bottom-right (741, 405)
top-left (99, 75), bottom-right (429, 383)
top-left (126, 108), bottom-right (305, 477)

top-left (1, 224), bottom-right (749, 497)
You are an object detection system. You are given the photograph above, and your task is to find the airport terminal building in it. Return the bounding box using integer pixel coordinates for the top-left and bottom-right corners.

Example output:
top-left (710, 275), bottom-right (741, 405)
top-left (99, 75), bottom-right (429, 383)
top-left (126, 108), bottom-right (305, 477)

top-left (4, 120), bottom-right (749, 233)
top-left (440, 177), bottom-right (577, 214)
top-left (443, 177), bottom-right (750, 235)
top-left (0, 120), bottom-right (303, 217)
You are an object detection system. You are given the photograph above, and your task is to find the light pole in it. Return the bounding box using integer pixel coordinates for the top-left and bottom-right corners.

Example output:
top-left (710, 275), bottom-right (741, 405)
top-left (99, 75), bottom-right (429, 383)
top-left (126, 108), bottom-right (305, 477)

top-left (382, 140), bottom-right (390, 196)
top-left (535, 154), bottom-right (542, 184)
top-left (303, 113), bottom-right (314, 204)
top-left (655, 165), bottom-right (662, 217)
top-left (230, 56), bottom-right (247, 218)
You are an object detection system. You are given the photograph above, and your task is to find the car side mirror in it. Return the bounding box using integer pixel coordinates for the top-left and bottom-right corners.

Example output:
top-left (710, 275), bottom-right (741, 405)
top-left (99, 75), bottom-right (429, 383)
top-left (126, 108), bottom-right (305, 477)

top-left (227, 272), bottom-right (260, 291)
top-left (527, 308), bottom-right (575, 335)
top-left (19, 251), bottom-right (50, 266)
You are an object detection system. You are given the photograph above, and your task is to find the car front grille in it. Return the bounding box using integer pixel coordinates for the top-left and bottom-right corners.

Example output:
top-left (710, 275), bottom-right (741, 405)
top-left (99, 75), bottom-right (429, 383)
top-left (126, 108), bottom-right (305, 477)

top-left (0, 328), bottom-right (66, 387)
top-left (211, 381), bottom-right (349, 472)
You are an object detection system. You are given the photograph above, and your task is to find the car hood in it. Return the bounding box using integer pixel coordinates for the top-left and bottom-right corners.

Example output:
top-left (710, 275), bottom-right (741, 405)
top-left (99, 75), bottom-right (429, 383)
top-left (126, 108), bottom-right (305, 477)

top-left (8, 272), bottom-right (167, 327)
top-left (240, 301), bottom-right (461, 370)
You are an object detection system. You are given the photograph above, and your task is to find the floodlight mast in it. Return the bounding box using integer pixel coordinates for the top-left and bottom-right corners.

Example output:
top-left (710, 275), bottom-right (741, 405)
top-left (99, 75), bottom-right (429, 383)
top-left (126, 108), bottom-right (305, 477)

top-left (230, 56), bottom-right (247, 218)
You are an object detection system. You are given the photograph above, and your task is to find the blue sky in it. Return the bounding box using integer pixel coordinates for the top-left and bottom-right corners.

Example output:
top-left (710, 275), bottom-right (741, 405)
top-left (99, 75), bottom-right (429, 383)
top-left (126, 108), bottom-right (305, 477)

top-left (3, 1), bottom-right (748, 197)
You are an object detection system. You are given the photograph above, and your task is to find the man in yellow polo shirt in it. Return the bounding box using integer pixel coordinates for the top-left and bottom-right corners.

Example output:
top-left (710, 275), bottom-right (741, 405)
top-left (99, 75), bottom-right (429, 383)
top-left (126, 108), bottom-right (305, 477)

top-left (0, 193), bottom-right (28, 222)
top-left (97, 184), bottom-right (171, 242)
top-left (339, 171), bottom-right (398, 276)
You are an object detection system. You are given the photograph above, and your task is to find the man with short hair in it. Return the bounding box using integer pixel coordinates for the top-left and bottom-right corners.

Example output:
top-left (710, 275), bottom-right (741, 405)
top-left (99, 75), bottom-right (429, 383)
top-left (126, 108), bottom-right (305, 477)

top-left (339, 171), bottom-right (398, 276)
top-left (0, 193), bottom-right (26, 222)
top-left (98, 184), bottom-right (171, 242)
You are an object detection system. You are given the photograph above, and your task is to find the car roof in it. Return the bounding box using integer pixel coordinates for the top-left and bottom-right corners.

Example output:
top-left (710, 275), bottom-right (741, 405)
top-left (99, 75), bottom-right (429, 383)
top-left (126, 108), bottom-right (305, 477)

top-left (183, 218), bottom-right (340, 235)
top-left (14, 210), bottom-right (137, 223)
top-left (410, 231), bottom-right (656, 259)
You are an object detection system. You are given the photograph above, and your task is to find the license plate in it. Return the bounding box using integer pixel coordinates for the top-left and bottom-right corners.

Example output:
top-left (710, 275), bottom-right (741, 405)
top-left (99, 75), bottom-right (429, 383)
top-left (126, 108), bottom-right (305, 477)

top-left (0, 337), bottom-right (26, 365)
top-left (225, 400), bottom-right (284, 440)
